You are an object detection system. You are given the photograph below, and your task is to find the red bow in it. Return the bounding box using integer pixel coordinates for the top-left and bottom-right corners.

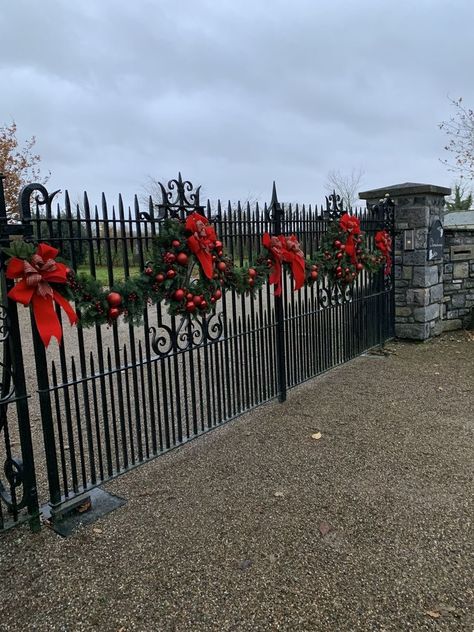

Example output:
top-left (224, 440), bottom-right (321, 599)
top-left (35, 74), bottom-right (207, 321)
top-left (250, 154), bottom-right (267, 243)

top-left (262, 233), bottom-right (284, 296)
top-left (6, 243), bottom-right (78, 346)
top-left (339, 213), bottom-right (361, 264)
top-left (185, 212), bottom-right (217, 279)
top-left (280, 235), bottom-right (305, 292)
top-left (375, 230), bottom-right (392, 275)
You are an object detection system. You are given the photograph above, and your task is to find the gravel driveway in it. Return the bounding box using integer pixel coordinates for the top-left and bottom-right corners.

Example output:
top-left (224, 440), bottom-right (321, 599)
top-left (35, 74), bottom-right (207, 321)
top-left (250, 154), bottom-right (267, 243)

top-left (0, 332), bottom-right (473, 631)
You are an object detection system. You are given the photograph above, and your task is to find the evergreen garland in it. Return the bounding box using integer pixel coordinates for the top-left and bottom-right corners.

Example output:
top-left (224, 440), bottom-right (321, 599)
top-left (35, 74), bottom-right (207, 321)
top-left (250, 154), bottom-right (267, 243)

top-left (4, 212), bottom-right (390, 330)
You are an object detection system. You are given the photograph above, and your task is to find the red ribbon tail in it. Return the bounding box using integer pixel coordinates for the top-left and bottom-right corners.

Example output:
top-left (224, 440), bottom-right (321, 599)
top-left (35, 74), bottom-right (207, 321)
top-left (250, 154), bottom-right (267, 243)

top-left (346, 235), bottom-right (357, 264)
top-left (53, 290), bottom-right (78, 326)
top-left (32, 294), bottom-right (62, 347)
top-left (272, 259), bottom-right (282, 296)
top-left (291, 256), bottom-right (306, 292)
top-left (188, 236), bottom-right (214, 279)
top-left (196, 251), bottom-right (214, 280)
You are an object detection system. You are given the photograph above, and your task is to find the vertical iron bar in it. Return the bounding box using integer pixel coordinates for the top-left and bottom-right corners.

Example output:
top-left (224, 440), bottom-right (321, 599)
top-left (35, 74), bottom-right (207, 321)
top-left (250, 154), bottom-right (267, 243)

top-left (268, 183), bottom-right (287, 402)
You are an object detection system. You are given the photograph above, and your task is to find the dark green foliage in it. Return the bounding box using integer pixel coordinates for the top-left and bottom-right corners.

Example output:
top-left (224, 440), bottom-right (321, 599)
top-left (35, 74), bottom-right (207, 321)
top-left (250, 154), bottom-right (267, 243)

top-left (446, 183), bottom-right (473, 211)
top-left (2, 240), bottom-right (35, 260)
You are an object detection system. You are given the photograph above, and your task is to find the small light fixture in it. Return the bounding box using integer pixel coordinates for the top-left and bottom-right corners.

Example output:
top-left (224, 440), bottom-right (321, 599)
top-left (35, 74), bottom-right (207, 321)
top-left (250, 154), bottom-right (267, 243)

top-left (404, 229), bottom-right (414, 251)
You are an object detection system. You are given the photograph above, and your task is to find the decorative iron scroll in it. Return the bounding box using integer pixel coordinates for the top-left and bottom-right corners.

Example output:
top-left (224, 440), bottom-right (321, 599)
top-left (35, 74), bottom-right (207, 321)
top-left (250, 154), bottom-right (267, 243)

top-left (370, 194), bottom-right (395, 232)
top-left (318, 284), bottom-right (352, 309)
top-left (19, 182), bottom-right (61, 222)
top-left (150, 311), bottom-right (224, 357)
top-left (369, 194), bottom-right (395, 290)
top-left (324, 190), bottom-right (344, 220)
top-left (141, 173), bottom-right (205, 221)
top-left (0, 312), bottom-right (27, 514)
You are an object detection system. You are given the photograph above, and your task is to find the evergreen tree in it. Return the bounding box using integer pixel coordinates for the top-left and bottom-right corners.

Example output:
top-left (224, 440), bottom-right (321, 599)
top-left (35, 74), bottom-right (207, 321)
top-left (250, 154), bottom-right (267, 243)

top-left (446, 182), bottom-right (473, 212)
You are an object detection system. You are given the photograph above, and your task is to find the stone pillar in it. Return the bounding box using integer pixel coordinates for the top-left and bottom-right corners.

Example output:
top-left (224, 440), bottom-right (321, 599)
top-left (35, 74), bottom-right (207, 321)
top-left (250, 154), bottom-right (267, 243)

top-left (359, 182), bottom-right (451, 341)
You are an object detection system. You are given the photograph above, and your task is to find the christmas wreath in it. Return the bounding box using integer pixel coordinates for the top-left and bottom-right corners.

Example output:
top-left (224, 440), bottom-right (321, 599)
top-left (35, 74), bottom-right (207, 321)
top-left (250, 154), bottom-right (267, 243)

top-left (316, 212), bottom-right (388, 285)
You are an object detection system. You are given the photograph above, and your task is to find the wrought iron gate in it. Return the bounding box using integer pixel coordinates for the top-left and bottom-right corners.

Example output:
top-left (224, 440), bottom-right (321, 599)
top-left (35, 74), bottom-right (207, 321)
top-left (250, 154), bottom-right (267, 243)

top-left (0, 176), bottom-right (40, 531)
top-left (0, 174), bottom-right (394, 531)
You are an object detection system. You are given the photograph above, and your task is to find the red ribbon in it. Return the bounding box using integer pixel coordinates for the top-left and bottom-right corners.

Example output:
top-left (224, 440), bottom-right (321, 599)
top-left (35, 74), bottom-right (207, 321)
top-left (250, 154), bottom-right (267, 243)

top-left (262, 233), bottom-right (284, 296)
top-left (263, 233), bottom-right (306, 295)
top-left (185, 212), bottom-right (217, 280)
top-left (375, 230), bottom-right (392, 275)
top-left (339, 213), bottom-right (361, 264)
top-left (6, 243), bottom-right (78, 346)
top-left (280, 235), bottom-right (305, 292)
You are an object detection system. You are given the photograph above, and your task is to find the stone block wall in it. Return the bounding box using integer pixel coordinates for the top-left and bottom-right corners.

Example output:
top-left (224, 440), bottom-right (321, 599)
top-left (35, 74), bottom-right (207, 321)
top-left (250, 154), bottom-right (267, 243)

top-left (443, 229), bottom-right (474, 330)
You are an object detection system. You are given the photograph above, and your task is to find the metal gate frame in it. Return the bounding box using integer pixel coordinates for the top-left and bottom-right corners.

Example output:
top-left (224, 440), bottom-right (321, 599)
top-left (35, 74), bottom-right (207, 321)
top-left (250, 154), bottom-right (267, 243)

top-left (0, 173), bottom-right (394, 531)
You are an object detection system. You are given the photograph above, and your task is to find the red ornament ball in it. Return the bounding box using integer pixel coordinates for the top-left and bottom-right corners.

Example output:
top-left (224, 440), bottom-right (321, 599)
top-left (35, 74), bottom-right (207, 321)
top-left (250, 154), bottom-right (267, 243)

top-left (164, 252), bottom-right (176, 264)
top-left (171, 240), bottom-right (181, 248)
top-left (166, 269), bottom-right (176, 279)
top-left (145, 267), bottom-right (153, 276)
top-left (185, 301), bottom-right (196, 313)
top-left (215, 240), bottom-right (223, 249)
top-left (107, 292), bottom-right (122, 307)
top-left (248, 278), bottom-right (255, 287)
top-left (193, 295), bottom-right (202, 306)
top-left (310, 270), bottom-right (318, 280)
top-left (340, 244), bottom-right (346, 251)
top-left (199, 300), bottom-right (208, 310)
top-left (334, 240), bottom-right (342, 249)
top-left (356, 263), bottom-right (364, 271)
top-left (217, 261), bottom-right (227, 272)
top-left (155, 273), bottom-right (165, 283)
top-left (174, 289), bottom-right (185, 302)
top-left (336, 252), bottom-right (343, 260)
top-left (176, 252), bottom-right (188, 266)
top-left (248, 268), bottom-right (257, 278)
top-left (108, 307), bottom-right (121, 320)
top-left (186, 292), bottom-right (194, 301)
top-left (214, 289), bottom-right (222, 300)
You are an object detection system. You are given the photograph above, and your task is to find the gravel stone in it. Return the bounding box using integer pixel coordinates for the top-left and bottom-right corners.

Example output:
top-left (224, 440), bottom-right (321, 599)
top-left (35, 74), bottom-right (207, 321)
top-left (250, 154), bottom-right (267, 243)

top-left (0, 332), bottom-right (473, 631)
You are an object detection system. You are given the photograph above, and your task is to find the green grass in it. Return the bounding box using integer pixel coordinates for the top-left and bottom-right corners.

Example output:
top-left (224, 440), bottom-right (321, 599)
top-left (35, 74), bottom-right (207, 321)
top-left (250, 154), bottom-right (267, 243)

top-left (77, 266), bottom-right (141, 285)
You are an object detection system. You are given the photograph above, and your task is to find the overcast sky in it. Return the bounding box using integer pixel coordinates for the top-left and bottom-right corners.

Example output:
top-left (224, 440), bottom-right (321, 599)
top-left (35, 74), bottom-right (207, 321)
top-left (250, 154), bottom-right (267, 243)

top-left (2, 0), bottom-right (473, 208)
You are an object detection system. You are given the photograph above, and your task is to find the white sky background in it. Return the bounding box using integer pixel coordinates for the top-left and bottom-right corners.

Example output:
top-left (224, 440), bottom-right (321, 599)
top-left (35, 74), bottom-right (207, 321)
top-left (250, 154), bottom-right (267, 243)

top-left (1, 0), bottom-right (473, 208)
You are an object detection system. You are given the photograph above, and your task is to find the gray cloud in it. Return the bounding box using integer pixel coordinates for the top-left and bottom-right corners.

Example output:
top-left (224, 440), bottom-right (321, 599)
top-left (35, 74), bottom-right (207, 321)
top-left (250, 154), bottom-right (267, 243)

top-left (1, 0), bottom-right (473, 208)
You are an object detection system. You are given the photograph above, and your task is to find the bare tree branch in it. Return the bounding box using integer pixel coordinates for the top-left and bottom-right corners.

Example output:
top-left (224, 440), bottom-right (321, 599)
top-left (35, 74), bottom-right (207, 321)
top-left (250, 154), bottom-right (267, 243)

top-left (325, 167), bottom-right (365, 210)
top-left (439, 97), bottom-right (474, 181)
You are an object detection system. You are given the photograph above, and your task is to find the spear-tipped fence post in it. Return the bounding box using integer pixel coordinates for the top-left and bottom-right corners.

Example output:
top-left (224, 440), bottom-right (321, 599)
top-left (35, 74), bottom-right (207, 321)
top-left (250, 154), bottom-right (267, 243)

top-left (267, 182), bottom-right (287, 403)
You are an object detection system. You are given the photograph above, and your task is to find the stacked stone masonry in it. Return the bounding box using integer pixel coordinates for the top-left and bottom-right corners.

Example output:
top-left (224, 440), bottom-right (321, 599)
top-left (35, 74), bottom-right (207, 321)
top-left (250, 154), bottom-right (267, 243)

top-left (443, 229), bottom-right (474, 330)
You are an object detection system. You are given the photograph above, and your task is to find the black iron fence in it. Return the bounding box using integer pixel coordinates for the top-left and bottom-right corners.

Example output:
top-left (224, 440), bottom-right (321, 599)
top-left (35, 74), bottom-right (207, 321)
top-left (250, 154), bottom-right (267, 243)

top-left (0, 174), bottom-right (394, 531)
